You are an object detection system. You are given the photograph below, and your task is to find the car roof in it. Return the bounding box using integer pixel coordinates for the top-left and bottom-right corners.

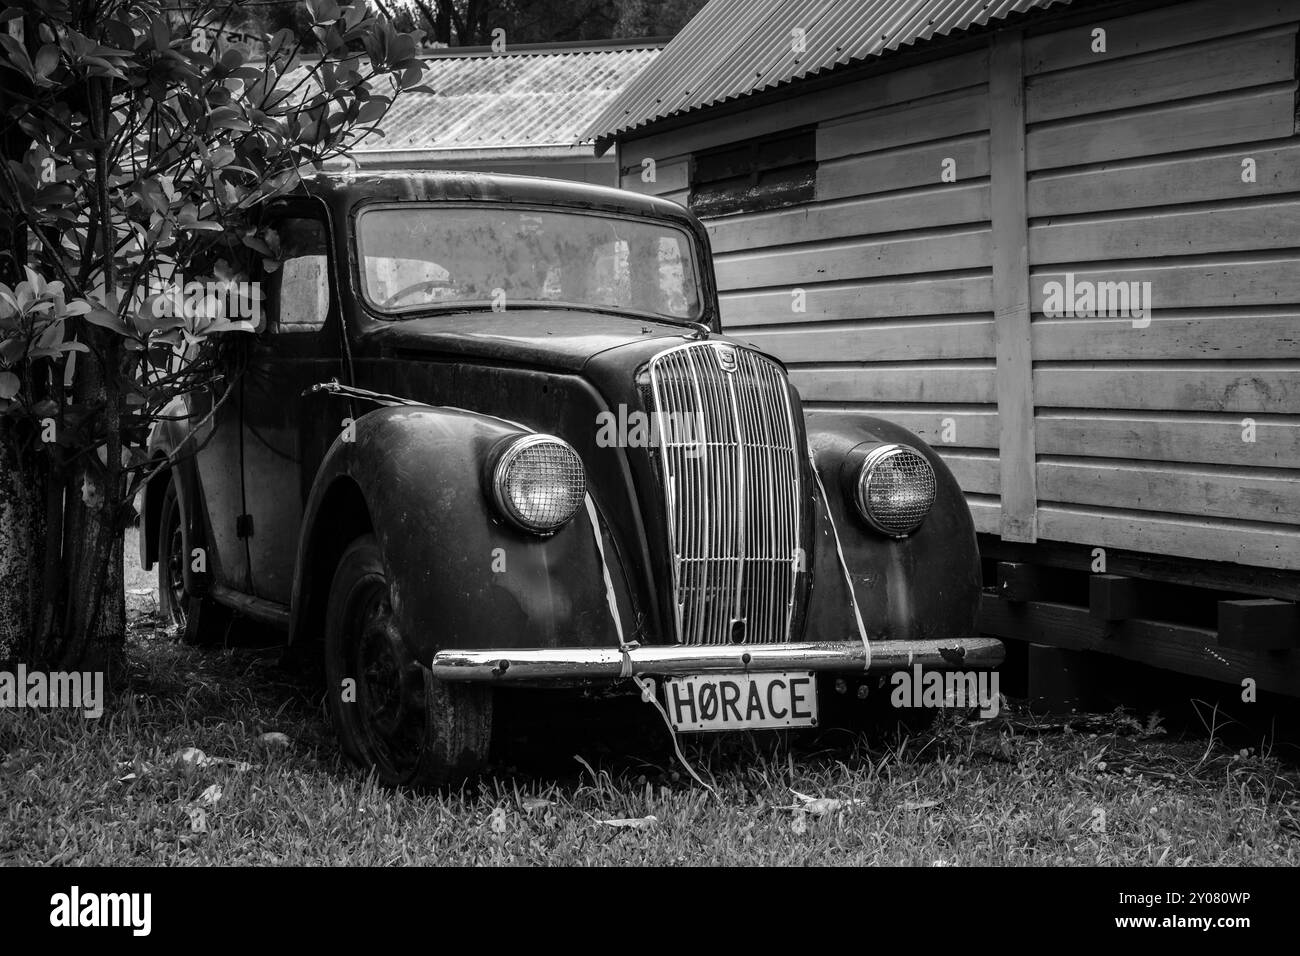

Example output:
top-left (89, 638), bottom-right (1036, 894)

top-left (298, 169), bottom-right (695, 226)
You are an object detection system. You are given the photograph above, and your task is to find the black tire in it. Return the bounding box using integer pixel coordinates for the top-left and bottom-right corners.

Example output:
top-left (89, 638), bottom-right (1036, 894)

top-left (157, 480), bottom-right (188, 631)
top-left (324, 534), bottom-right (492, 788)
top-left (157, 477), bottom-right (231, 646)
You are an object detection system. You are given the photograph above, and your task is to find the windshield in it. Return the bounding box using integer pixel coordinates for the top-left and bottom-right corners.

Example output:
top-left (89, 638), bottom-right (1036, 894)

top-left (356, 204), bottom-right (704, 323)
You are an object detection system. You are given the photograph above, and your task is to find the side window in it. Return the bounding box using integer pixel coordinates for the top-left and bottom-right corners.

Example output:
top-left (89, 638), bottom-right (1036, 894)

top-left (267, 217), bottom-right (330, 333)
top-left (690, 126), bottom-right (816, 217)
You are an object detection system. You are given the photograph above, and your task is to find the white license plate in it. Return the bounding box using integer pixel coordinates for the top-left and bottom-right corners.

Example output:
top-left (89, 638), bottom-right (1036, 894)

top-left (663, 672), bottom-right (818, 732)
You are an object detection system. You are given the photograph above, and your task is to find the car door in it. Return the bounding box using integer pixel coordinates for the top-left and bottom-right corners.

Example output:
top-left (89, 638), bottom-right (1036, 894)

top-left (182, 338), bottom-right (250, 594)
top-left (240, 202), bottom-right (347, 606)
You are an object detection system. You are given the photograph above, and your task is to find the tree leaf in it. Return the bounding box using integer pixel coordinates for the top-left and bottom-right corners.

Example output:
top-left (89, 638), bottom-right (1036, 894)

top-left (83, 307), bottom-right (125, 331)
top-left (0, 34), bottom-right (34, 80)
top-left (355, 97), bottom-right (388, 125)
top-left (0, 371), bottom-right (19, 400)
top-left (34, 44), bottom-right (59, 79)
top-left (35, 319), bottom-right (64, 351)
top-left (22, 266), bottom-right (44, 296)
top-left (83, 56), bottom-right (127, 81)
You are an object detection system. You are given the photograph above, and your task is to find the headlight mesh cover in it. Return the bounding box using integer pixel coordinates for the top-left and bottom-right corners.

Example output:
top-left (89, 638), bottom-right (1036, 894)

top-left (858, 445), bottom-right (936, 536)
top-left (497, 439), bottom-right (585, 532)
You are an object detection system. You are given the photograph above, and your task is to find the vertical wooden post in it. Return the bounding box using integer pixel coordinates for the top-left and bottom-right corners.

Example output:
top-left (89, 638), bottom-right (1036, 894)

top-left (989, 30), bottom-right (1037, 543)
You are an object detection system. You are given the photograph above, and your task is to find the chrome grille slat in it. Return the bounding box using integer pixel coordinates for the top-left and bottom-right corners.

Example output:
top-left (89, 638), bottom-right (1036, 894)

top-left (648, 342), bottom-right (803, 647)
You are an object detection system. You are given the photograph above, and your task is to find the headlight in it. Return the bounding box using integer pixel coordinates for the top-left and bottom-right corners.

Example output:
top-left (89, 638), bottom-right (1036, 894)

top-left (491, 435), bottom-right (586, 535)
top-left (854, 443), bottom-right (936, 537)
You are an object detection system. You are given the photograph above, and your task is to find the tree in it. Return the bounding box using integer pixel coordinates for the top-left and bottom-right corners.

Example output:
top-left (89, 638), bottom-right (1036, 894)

top-left (0, 0), bottom-right (426, 675)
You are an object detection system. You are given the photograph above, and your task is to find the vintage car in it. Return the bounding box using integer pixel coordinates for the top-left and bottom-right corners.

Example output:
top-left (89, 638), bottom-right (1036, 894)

top-left (140, 170), bottom-right (1004, 786)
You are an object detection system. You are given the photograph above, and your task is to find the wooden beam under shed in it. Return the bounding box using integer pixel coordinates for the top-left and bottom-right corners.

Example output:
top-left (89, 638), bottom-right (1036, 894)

top-left (996, 561), bottom-right (1044, 602)
top-left (979, 593), bottom-right (1300, 696)
top-left (1217, 599), bottom-right (1299, 652)
top-left (1090, 574), bottom-right (1140, 623)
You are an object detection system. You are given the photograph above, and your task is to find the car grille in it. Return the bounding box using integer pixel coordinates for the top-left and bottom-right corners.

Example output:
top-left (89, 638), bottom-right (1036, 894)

top-left (647, 341), bottom-right (804, 646)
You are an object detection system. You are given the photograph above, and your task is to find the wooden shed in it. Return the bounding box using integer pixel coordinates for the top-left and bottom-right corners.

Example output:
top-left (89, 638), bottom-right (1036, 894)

top-left (587, 0), bottom-right (1300, 695)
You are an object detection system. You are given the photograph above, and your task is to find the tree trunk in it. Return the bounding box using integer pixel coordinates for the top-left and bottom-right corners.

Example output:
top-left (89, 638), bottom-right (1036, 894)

top-left (53, 73), bottom-right (129, 681)
top-left (56, 323), bottom-right (128, 678)
top-left (0, 419), bottom-right (44, 665)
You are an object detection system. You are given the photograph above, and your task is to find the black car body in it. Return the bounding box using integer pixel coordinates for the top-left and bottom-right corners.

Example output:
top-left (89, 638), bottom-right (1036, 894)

top-left (141, 170), bottom-right (1003, 785)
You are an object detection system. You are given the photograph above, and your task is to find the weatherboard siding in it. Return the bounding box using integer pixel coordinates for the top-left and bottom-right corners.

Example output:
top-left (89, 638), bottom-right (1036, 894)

top-left (1023, 0), bottom-right (1300, 571)
top-left (614, 0), bottom-right (1300, 572)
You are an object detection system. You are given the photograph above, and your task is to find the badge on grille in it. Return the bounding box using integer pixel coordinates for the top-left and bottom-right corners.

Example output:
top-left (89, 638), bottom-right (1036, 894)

top-left (716, 344), bottom-right (738, 373)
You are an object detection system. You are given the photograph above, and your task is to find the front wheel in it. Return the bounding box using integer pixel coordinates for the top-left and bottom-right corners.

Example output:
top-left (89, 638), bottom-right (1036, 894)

top-left (324, 534), bottom-right (492, 788)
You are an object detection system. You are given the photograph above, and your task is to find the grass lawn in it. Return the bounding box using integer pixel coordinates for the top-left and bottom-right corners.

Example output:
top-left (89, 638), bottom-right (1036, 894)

top-left (1, 533), bottom-right (1298, 865)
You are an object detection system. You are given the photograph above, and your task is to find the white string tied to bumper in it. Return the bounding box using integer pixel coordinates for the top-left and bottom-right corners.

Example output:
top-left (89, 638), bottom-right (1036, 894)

top-left (585, 495), bottom-right (719, 798)
top-left (807, 447), bottom-right (872, 671)
top-left (582, 494), bottom-right (636, 680)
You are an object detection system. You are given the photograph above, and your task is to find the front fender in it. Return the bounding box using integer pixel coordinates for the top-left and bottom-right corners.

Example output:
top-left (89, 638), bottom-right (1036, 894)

top-left (802, 412), bottom-right (981, 645)
top-left (289, 405), bottom-right (632, 666)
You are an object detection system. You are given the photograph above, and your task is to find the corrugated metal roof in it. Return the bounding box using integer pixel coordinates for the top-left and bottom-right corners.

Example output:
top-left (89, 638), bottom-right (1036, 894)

top-left (585, 0), bottom-right (1073, 144)
top-left (366, 44), bottom-right (662, 154)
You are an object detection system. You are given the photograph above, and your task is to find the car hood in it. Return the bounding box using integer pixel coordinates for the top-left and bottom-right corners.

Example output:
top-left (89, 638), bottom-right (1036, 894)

top-left (357, 310), bottom-right (700, 373)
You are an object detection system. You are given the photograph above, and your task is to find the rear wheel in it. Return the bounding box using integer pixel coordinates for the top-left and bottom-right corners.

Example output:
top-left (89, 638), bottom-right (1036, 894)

top-left (324, 534), bottom-right (492, 788)
top-left (156, 477), bottom-right (231, 646)
top-left (157, 480), bottom-right (188, 631)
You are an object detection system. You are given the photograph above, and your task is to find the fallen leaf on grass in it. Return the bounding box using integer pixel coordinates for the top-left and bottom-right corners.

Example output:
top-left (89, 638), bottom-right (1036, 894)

top-left (796, 798), bottom-right (848, 815)
top-left (187, 806), bottom-right (207, 833)
top-left (778, 789), bottom-right (864, 816)
top-left (259, 732), bottom-right (291, 748)
top-left (174, 747), bottom-right (211, 767)
top-left (489, 807), bottom-right (508, 834)
top-left (520, 797), bottom-right (552, 813)
top-left (117, 756), bottom-right (154, 781)
top-left (902, 799), bottom-right (941, 812)
top-left (1, 750), bottom-right (33, 774)
top-left (598, 815), bottom-right (658, 829)
top-left (167, 749), bottom-right (251, 773)
top-left (199, 784), bottom-right (222, 806)
top-left (1088, 807), bottom-right (1107, 834)
top-left (790, 812), bottom-right (807, 835)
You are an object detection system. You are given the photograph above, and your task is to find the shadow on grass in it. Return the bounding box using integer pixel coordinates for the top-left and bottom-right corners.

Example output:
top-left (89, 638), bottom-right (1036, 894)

top-left (3, 612), bottom-right (1300, 864)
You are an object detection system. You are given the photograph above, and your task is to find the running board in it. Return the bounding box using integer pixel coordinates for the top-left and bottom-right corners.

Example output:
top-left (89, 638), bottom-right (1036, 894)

top-left (210, 584), bottom-right (291, 629)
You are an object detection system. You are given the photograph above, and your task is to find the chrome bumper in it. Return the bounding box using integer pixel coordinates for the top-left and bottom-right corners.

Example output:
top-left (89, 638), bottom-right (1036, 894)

top-left (429, 637), bottom-right (1004, 682)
